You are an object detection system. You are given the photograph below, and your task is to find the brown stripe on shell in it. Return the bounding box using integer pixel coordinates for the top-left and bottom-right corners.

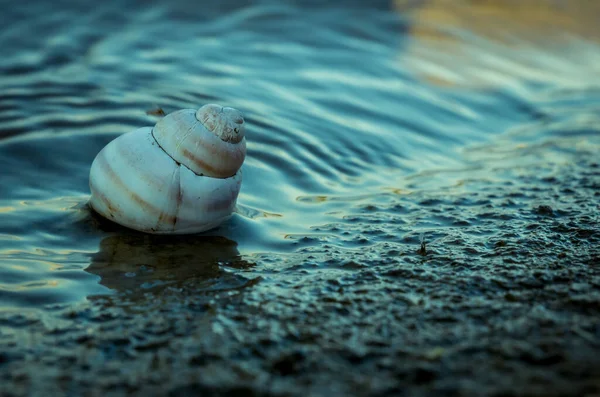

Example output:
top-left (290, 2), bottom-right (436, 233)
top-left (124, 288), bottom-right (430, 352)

top-left (96, 150), bottom-right (178, 228)
top-left (111, 138), bottom-right (183, 230)
top-left (158, 166), bottom-right (181, 230)
top-left (183, 119), bottom-right (243, 177)
top-left (90, 181), bottom-right (120, 219)
top-left (157, 210), bottom-right (175, 228)
top-left (152, 123), bottom-right (233, 177)
top-left (174, 173), bottom-right (183, 229)
top-left (117, 132), bottom-right (165, 189)
top-left (174, 185), bottom-right (238, 226)
top-left (152, 115), bottom-right (244, 178)
top-left (181, 147), bottom-right (222, 176)
top-left (90, 182), bottom-right (148, 231)
top-left (182, 133), bottom-right (244, 178)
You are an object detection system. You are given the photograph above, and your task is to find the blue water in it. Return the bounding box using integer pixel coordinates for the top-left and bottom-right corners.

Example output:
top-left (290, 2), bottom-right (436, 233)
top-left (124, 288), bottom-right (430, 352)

top-left (1, 0), bottom-right (599, 308)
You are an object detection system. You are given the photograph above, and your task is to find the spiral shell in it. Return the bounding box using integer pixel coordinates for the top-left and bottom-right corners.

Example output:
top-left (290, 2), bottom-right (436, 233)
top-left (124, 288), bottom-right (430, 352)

top-left (88, 104), bottom-right (246, 234)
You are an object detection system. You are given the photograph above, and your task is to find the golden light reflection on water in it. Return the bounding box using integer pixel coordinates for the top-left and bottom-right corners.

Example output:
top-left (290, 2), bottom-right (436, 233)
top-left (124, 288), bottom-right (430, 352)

top-left (398, 0), bottom-right (600, 43)
top-left (18, 195), bottom-right (87, 210)
top-left (0, 234), bottom-right (21, 241)
top-left (396, 0), bottom-right (600, 87)
top-left (1, 280), bottom-right (60, 292)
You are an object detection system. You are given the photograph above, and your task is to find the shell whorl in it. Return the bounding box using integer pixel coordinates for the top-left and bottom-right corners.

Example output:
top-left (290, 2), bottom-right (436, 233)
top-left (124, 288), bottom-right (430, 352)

top-left (152, 104), bottom-right (246, 178)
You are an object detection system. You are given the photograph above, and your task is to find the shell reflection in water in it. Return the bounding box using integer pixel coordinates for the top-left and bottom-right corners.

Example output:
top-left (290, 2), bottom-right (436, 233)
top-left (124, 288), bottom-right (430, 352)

top-left (86, 234), bottom-right (254, 296)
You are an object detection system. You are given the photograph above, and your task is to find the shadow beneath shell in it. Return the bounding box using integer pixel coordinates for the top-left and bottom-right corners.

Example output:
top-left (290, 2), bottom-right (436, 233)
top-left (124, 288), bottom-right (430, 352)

top-left (85, 225), bottom-right (256, 299)
top-left (66, 201), bottom-right (259, 300)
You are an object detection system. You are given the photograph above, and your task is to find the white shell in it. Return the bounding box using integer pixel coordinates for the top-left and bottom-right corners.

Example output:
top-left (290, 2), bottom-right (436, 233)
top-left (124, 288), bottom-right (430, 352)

top-left (89, 104), bottom-right (246, 234)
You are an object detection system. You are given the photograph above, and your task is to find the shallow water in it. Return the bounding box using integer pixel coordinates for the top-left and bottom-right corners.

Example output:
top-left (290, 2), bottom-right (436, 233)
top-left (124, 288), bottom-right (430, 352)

top-left (0, 0), bottom-right (599, 311)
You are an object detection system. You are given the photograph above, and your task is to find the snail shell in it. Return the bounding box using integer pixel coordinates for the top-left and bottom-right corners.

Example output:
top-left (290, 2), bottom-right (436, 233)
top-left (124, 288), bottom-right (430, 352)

top-left (89, 104), bottom-right (246, 234)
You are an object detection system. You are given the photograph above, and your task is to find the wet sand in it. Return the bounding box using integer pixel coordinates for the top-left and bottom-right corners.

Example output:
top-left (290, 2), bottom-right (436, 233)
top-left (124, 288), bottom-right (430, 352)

top-left (2, 150), bottom-right (599, 397)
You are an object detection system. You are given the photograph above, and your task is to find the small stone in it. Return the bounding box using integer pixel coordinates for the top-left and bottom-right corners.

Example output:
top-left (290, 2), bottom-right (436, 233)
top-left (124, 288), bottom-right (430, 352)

top-left (271, 350), bottom-right (306, 376)
top-left (535, 205), bottom-right (554, 216)
top-left (505, 292), bottom-right (519, 302)
top-left (424, 347), bottom-right (445, 361)
top-left (413, 366), bottom-right (438, 384)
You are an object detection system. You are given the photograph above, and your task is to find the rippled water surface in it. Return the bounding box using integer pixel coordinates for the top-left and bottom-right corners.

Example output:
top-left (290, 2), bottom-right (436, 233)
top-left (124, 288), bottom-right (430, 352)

top-left (1, 0), bottom-right (599, 309)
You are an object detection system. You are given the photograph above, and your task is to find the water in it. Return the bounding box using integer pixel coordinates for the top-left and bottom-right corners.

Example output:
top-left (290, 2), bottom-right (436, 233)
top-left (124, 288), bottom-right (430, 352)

top-left (0, 0), bottom-right (599, 310)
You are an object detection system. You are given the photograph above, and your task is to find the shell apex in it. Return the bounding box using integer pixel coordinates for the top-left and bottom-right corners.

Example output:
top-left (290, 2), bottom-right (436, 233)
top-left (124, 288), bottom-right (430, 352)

top-left (196, 104), bottom-right (245, 144)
